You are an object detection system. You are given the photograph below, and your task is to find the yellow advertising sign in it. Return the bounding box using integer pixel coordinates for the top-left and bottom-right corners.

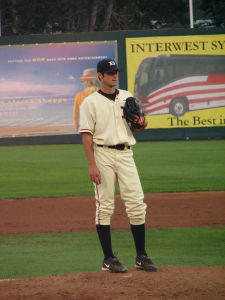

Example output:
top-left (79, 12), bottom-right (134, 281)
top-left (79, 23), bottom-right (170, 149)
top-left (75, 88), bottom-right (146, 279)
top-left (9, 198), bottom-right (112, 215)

top-left (145, 107), bottom-right (225, 129)
top-left (126, 35), bottom-right (225, 128)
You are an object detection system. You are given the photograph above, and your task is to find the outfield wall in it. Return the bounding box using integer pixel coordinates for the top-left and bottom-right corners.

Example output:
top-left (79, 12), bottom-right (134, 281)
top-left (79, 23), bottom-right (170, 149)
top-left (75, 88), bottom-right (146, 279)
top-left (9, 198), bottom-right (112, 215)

top-left (0, 28), bottom-right (224, 145)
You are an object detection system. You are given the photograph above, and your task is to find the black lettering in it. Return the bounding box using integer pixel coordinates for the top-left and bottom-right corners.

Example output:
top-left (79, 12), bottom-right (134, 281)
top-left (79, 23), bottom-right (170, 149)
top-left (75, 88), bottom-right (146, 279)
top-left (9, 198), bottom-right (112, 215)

top-left (201, 119), bottom-right (207, 125)
top-left (156, 43), bottom-right (163, 52)
top-left (193, 116), bottom-right (200, 125)
top-left (146, 43), bottom-right (153, 52)
top-left (176, 118), bottom-right (183, 126)
top-left (208, 119), bottom-right (212, 125)
top-left (131, 43), bottom-right (155, 53)
top-left (176, 117), bottom-right (189, 126)
top-left (211, 41), bottom-right (217, 50)
top-left (165, 42), bottom-right (172, 51)
top-left (219, 115), bottom-right (225, 125)
top-left (168, 117), bottom-right (189, 126)
top-left (193, 117), bottom-right (217, 126)
top-left (185, 42), bottom-right (192, 51)
top-left (172, 42), bottom-right (184, 51)
top-left (192, 41), bottom-right (199, 50)
top-left (167, 117), bottom-right (176, 126)
top-left (136, 44), bottom-right (145, 52)
top-left (199, 41), bottom-right (208, 50)
top-left (217, 40), bottom-right (225, 50)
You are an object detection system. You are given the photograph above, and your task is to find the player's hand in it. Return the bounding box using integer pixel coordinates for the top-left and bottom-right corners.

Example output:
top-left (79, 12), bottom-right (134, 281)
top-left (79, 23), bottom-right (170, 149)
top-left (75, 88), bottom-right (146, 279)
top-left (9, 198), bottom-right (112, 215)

top-left (132, 116), bottom-right (148, 133)
top-left (89, 164), bottom-right (101, 185)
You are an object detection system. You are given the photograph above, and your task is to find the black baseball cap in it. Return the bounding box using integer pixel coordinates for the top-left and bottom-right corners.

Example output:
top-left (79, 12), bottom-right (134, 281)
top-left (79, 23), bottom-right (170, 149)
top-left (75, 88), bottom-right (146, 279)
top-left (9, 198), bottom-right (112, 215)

top-left (97, 59), bottom-right (121, 75)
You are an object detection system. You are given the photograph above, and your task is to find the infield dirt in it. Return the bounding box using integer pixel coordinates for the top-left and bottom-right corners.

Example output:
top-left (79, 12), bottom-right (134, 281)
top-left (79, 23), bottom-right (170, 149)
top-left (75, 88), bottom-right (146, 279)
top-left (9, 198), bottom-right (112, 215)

top-left (0, 191), bottom-right (224, 300)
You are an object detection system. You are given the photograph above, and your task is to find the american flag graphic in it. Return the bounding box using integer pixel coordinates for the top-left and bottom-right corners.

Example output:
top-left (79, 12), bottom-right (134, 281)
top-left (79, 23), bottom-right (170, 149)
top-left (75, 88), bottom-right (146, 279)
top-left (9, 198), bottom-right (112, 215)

top-left (139, 75), bottom-right (225, 116)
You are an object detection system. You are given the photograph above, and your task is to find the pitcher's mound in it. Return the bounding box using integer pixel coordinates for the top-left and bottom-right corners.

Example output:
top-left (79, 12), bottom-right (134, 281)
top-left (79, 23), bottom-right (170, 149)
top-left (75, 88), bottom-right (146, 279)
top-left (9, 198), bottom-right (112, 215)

top-left (0, 266), bottom-right (224, 300)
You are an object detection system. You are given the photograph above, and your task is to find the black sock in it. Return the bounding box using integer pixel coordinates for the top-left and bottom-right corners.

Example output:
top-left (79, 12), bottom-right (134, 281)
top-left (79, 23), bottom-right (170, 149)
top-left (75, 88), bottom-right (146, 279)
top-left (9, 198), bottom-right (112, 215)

top-left (96, 224), bottom-right (114, 260)
top-left (130, 223), bottom-right (146, 256)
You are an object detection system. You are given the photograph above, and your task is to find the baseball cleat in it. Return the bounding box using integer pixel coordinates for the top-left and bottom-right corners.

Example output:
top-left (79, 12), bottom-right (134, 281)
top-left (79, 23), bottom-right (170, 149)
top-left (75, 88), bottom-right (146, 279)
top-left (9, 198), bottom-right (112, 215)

top-left (102, 256), bottom-right (128, 273)
top-left (135, 254), bottom-right (157, 272)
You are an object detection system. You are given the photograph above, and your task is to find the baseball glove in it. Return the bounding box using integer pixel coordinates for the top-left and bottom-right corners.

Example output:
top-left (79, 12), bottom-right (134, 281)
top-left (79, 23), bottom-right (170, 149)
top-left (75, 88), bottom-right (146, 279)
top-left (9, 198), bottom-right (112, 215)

top-left (123, 97), bottom-right (145, 129)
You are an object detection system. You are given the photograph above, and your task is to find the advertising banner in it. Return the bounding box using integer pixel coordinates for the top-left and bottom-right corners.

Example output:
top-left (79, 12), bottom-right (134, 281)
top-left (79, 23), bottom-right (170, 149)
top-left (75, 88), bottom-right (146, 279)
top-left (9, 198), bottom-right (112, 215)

top-left (0, 41), bottom-right (117, 137)
top-left (126, 35), bottom-right (225, 129)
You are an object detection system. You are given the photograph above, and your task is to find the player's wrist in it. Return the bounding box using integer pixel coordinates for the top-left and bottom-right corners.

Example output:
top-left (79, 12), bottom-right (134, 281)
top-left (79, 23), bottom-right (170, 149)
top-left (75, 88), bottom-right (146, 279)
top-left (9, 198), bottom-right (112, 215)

top-left (89, 161), bottom-right (97, 167)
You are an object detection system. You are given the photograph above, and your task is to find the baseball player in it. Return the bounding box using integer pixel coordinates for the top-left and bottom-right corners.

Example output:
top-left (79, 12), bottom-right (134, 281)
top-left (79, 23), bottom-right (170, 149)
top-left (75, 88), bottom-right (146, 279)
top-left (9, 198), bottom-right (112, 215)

top-left (79, 59), bottom-right (157, 273)
top-left (73, 68), bottom-right (99, 133)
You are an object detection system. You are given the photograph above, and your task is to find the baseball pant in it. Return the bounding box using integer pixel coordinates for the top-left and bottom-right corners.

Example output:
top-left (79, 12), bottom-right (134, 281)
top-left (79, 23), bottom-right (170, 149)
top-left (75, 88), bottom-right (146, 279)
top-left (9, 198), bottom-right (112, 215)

top-left (94, 146), bottom-right (147, 225)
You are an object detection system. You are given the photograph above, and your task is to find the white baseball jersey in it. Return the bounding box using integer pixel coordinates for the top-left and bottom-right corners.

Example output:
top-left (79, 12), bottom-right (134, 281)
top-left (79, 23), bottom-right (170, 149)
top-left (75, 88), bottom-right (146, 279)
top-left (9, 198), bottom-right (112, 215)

top-left (79, 89), bottom-right (136, 146)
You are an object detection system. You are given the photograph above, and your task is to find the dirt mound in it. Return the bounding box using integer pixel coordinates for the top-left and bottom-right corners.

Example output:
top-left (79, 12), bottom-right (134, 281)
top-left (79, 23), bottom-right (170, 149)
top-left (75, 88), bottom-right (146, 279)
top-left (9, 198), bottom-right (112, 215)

top-left (0, 267), bottom-right (224, 300)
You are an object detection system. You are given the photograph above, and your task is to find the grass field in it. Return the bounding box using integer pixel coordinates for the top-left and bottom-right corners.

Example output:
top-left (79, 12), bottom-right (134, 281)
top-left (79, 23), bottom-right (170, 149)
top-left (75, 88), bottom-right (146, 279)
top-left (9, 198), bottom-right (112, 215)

top-left (0, 140), bottom-right (224, 199)
top-left (0, 226), bottom-right (224, 279)
top-left (0, 140), bottom-right (224, 280)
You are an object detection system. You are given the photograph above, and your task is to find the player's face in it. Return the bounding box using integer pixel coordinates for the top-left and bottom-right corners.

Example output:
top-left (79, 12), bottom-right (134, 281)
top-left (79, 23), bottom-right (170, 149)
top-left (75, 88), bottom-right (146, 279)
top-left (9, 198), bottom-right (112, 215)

top-left (102, 71), bottom-right (118, 88)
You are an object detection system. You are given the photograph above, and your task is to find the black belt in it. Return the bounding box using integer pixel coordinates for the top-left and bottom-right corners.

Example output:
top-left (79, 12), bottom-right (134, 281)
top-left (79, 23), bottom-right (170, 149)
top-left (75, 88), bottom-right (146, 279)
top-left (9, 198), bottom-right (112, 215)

top-left (97, 144), bottom-right (130, 150)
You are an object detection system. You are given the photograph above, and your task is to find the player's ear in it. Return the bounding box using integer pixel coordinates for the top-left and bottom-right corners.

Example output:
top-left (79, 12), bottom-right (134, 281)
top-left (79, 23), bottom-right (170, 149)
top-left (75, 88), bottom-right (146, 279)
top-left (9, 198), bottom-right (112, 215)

top-left (97, 72), bottom-right (104, 80)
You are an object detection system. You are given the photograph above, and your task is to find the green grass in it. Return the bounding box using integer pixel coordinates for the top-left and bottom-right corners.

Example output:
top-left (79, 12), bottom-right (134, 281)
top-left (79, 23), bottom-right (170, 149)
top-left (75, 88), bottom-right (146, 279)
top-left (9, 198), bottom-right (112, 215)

top-left (0, 140), bottom-right (224, 199)
top-left (134, 140), bottom-right (225, 192)
top-left (0, 226), bottom-right (224, 279)
top-left (0, 144), bottom-right (91, 199)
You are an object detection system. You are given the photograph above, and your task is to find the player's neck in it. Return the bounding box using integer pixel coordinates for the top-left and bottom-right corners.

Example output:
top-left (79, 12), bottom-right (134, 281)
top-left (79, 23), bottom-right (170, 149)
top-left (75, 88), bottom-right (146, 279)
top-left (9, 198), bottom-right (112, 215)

top-left (100, 84), bottom-right (116, 94)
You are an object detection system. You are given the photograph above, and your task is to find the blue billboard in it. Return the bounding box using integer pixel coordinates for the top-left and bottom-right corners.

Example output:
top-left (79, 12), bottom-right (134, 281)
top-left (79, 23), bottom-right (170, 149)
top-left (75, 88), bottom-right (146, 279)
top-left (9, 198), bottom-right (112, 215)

top-left (0, 41), bottom-right (117, 137)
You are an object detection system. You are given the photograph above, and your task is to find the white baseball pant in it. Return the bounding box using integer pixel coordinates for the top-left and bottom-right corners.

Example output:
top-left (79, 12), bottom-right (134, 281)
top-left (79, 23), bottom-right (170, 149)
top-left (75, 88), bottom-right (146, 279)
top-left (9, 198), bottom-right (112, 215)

top-left (94, 146), bottom-right (147, 225)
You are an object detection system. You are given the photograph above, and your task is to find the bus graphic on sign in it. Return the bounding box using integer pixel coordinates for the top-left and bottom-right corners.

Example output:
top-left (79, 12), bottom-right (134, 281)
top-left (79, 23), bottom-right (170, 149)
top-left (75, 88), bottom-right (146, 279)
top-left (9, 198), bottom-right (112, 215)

top-left (134, 55), bottom-right (225, 116)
